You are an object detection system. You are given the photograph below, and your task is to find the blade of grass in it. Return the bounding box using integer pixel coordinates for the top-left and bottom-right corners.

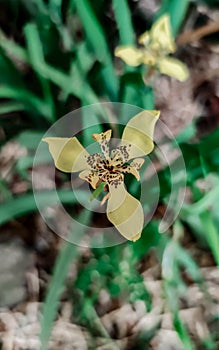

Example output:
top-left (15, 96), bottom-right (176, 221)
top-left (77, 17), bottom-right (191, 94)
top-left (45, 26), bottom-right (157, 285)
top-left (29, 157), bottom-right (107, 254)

top-left (0, 49), bottom-right (25, 89)
top-left (1, 29), bottom-right (71, 95)
top-left (1, 27), bottom-right (101, 110)
top-left (78, 298), bottom-right (120, 349)
top-left (112, 0), bottom-right (143, 120)
top-left (200, 211), bottom-right (219, 267)
top-left (173, 311), bottom-right (194, 350)
top-left (112, 0), bottom-right (135, 46)
top-left (142, 85), bottom-right (155, 109)
top-left (181, 184), bottom-right (219, 215)
top-left (48, 0), bottom-right (62, 24)
top-left (0, 86), bottom-right (51, 119)
top-left (24, 23), bottom-right (55, 122)
top-left (40, 209), bottom-right (91, 350)
top-left (0, 189), bottom-right (88, 226)
top-left (0, 102), bottom-right (25, 114)
top-left (156, 0), bottom-right (190, 36)
top-left (0, 29), bottom-right (29, 62)
top-left (73, 0), bottom-right (118, 99)
top-left (71, 58), bottom-right (107, 143)
top-left (76, 42), bottom-right (95, 74)
top-left (89, 182), bottom-right (106, 202)
top-left (24, 23), bottom-right (102, 107)
top-left (24, 23), bottom-right (80, 97)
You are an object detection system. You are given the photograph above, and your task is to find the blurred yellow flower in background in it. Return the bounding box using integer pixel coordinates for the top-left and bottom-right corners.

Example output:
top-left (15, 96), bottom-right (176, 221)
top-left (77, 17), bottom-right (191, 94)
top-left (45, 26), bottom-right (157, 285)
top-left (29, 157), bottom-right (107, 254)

top-left (43, 110), bottom-right (160, 241)
top-left (115, 15), bottom-right (189, 82)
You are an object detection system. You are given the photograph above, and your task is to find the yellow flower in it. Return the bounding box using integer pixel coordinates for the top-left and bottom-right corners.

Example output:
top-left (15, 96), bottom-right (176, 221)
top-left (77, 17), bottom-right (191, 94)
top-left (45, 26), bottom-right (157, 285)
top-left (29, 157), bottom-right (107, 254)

top-left (115, 15), bottom-right (189, 82)
top-left (43, 110), bottom-right (160, 242)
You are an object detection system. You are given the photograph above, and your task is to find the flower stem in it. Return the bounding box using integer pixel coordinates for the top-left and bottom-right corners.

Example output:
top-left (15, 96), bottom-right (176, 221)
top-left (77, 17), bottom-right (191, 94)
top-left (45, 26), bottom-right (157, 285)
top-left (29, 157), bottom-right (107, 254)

top-left (89, 182), bottom-right (106, 202)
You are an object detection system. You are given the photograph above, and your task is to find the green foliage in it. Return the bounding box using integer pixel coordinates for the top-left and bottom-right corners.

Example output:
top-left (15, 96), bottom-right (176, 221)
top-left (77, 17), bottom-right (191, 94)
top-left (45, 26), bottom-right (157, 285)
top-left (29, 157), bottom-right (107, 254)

top-left (0, 0), bottom-right (218, 349)
top-left (112, 0), bottom-right (135, 46)
top-left (40, 210), bottom-right (91, 350)
top-left (156, 0), bottom-right (190, 35)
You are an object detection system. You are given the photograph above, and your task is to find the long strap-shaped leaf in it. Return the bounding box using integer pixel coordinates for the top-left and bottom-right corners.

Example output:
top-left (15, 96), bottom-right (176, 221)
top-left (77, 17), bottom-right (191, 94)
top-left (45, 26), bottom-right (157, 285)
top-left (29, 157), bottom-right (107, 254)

top-left (40, 209), bottom-right (91, 350)
top-left (156, 0), bottom-right (190, 36)
top-left (0, 189), bottom-right (88, 226)
top-left (73, 0), bottom-right (118, 100)
top-left (23, 24), bottom-right (55, 121)
top-left (112, 0), bottom-right (135, 46)
top-left (112, 0), bottom-right (141, 121)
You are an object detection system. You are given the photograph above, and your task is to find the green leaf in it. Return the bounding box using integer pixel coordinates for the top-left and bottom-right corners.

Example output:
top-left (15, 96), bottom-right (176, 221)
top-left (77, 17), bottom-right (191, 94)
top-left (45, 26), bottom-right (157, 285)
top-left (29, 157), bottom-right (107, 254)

top-left (0, 29), bottom-right (28, 62)
top-left (112, 0), bottom-right (135, 46)
top-left (73, 0), bottom-right (109, 62)
top-left (0, 50), bottom-right (24, 88)
top-left (0, 102), bottom-right (25, 115)
top-left (0, 86), bottom-right (51, 119)
top-left (76, 42), bottom-right (95, 74)
top-left (40, 209), bottom-right (91, 350)
top-left (156, 0), bottom-right (190, 36)
top-left (89, 182), bottom-right (106, 201)
top-left (142, 85), bottom-right (155, 110)
top-left (24, 23), bottom-right (55, 121)
top-left (200, 211), bottom-right (219, 267)
top-left (0, 189), bottom-right (87, 226)
top-left (18, 130), bottom-right (45, 150)
top-left (24, 23), bottom-right (69, 89)
top-left (181, 183), bottom-right (219, 215)
top-left (173, 311), bottom-right (194, 350)
top-left (120, 72), bottom-right (147, 122)
top-left (48, 0), bottom-right (63, 24)
top-left (73, 0), bottom-right (118, 99)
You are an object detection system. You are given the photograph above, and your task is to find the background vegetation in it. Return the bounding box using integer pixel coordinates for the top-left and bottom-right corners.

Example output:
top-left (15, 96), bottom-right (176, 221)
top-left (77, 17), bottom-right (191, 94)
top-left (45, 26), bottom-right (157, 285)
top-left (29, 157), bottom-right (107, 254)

top-left (0, 0), bottom-right (219, 349)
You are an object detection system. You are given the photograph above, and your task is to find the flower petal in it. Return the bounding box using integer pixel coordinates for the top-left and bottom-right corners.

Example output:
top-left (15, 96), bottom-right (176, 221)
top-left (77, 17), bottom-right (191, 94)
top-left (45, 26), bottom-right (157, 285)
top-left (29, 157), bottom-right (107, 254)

top-left (130, 158), bottom-right (145, 170)
top-left (107, 182), bottom-right (144, 241)
top-left (150, 15), bottom-right (176, 53)
top-left (142, 51), bottom-right (156, 66)
top-left (111, 145), bottom-right (129, 165)
top-left (115, 46), bottom-right (144, 67)
top-left (121, 110), bottom-right (160, 159)
top-left (138, 31), bottom-right (150, 45)
top-left (43, 137), bottom-right (89, 172)
top-left (92, 130), bottom-right (112, 158)
top-left (79, 170), bottom-right (100, 189)
top-left (120, 158), bottom-right (144, 181)
top-left (158, 57), bottom-right (189, 81)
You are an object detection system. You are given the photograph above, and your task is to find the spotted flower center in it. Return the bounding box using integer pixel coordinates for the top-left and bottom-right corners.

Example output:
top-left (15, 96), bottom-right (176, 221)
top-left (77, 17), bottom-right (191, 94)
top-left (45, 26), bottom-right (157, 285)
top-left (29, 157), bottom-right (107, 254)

top-left (85, 144), bottom-right (132, 188)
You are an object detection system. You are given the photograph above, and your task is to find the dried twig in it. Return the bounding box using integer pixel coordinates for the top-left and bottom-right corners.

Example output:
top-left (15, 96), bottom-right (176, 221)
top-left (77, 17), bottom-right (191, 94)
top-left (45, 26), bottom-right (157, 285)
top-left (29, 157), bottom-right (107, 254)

top-left (177, 22), bottom-right (219, 45)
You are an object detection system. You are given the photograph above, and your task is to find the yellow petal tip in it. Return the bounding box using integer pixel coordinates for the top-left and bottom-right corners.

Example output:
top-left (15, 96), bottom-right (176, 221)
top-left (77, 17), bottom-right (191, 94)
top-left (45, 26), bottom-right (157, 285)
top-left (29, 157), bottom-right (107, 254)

top-left (131, 232), bottom-right (142, 242)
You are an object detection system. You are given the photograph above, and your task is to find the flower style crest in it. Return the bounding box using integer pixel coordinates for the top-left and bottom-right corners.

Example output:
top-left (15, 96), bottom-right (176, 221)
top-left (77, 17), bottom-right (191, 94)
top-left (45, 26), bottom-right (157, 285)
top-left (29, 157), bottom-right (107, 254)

top-left (115, 14), bottom-right (189, 82)
top-left (43, 110), bottom-right (160, 242)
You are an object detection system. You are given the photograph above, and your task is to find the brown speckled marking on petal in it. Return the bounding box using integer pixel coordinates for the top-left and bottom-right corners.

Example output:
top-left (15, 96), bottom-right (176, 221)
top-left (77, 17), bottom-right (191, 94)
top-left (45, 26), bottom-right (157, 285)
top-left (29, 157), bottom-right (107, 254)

top-left (111, 144), bottom-right (131, 165)
top-left (130, 158), bottom-right (145, 171)
top-left (86, 153), bottom-right (104, 170)
top-left (120, 158), bottom-right (144, 181)
top-left (79, 170), bottom-right (100, 189)
top-left (92, 130), bottom-right (112, 158)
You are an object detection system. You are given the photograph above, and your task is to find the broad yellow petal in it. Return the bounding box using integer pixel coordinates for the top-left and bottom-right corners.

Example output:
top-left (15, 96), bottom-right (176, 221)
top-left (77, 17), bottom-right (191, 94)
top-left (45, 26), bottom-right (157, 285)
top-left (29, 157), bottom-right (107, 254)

top-left (121, 110), bottom-right (160, 159)
top-left (79, 170), bottom-right (100, 189)
top-left (151, 15), bottom-right (176, 53)
top-left (115, 46), bottom-right (144, 67)
top-left (43, 137), bottom-right (89, 172)
top-left (158, 57), bottom-right (189, 81)
top-left (107, 182), bottom-right (143, 241)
